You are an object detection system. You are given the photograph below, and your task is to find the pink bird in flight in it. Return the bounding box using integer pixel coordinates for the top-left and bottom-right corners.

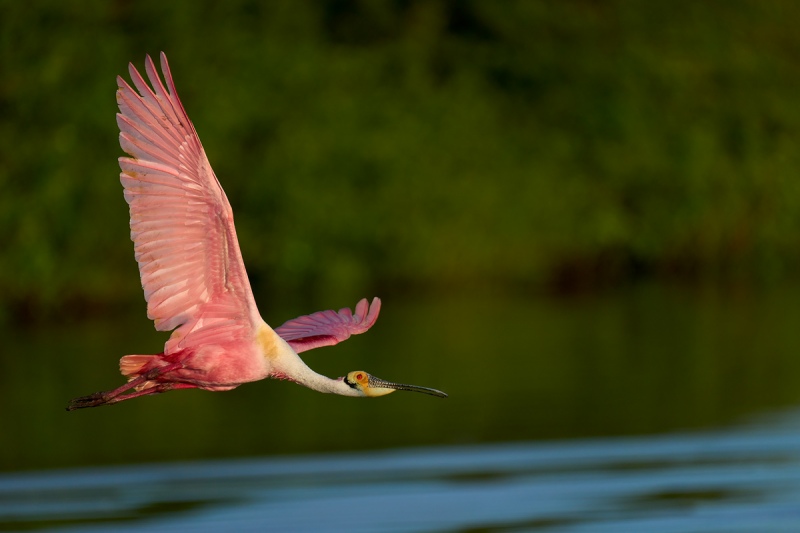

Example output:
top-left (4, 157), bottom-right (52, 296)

top-left (67, 53), bottom-right (446, 410)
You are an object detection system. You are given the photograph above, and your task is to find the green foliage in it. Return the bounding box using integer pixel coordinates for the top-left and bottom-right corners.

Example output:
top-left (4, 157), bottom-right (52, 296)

top-left (3, 0), bottom-right (800, 320)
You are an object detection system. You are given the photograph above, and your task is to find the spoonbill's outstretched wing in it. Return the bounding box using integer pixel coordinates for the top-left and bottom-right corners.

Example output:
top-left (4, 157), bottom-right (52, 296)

top-left (275, 297), bottom-right (381, 353)
top-left (117, 53), bottom-right (260, 353)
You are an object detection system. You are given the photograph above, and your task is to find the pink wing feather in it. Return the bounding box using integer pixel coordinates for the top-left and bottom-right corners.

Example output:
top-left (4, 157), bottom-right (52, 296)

top-left (275, 297), bottom-right (381, 354)
top-left (117, 53), bottom-right (259, 353)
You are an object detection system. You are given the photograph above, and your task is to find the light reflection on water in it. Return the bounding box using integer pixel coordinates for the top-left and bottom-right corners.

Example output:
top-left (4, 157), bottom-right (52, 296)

top-left (6, 284), bottom-right (800, 530)
top-left (3, 407), bottom-right (800, 532)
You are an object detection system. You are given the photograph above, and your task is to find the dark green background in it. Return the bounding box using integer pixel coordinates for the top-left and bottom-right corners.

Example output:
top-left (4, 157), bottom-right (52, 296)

top-left (4, 1), bottom-right (800, 473)
top-left (5, 1), bottom-right (800, 321)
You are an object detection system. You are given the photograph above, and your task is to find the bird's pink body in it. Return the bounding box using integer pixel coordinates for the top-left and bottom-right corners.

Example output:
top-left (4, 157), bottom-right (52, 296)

top-left (66, 53), bottom-right (444, 410)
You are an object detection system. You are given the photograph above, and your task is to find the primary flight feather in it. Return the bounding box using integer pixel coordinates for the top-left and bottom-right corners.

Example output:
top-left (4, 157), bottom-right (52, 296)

top-left (67, 53), bottom-right (446, 410)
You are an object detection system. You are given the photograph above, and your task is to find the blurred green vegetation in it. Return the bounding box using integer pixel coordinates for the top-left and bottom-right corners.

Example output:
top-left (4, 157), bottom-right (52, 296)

top-left (3, 0), bottom-right (800, 322)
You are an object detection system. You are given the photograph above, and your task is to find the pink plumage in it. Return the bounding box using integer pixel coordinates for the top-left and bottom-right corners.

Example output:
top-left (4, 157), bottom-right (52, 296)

top-left (66, 53), bottom-right (445, 410)
top-left (276, 297), bottom-right (381, 353)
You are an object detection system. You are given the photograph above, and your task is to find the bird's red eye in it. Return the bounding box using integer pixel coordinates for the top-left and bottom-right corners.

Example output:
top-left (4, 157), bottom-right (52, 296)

top-left (356, 373), bottom-right (364, 381)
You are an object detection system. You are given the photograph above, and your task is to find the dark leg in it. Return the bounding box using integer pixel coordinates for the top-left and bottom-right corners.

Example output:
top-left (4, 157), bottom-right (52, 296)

top-left (66, 363), bottom-right (186, 411)
top-left (90, 382), bottom-right (198, 408)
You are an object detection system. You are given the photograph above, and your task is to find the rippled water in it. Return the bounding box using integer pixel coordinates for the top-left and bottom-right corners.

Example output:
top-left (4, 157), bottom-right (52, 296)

top-left (3, 407), bottom-right (800, 532)
top-left (5, 284), bottom-right (800, 531)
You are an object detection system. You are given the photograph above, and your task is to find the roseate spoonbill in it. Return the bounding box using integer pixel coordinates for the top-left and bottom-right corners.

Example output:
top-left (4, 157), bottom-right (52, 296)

top-left (67, 53), bottom-right (446, 410)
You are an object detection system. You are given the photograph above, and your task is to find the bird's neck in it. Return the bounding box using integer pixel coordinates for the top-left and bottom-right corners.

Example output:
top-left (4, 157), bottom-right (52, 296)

top-left (278, 353), bottom-right (361, 397)
top-left (259, 323), bottom-right (360, 397)
top-left (289, 364), bottom-right (353, 395)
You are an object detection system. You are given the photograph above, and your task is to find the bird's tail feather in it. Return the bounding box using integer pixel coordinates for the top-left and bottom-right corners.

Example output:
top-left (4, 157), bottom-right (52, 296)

top-left (119, 354), bottom-right (157, 378)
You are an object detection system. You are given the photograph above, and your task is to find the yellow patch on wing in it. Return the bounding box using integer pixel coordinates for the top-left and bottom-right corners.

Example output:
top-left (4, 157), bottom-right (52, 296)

top-left (257, 323), bottom-right (281, 360)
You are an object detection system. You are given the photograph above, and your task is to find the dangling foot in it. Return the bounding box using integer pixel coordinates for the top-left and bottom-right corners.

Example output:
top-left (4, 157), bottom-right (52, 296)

top-left (66, 382), bottom-right (197, 410)
top-left (66, 391), bottom-right (114, 410)
top-left (66, 363), bottom-right (185, 411)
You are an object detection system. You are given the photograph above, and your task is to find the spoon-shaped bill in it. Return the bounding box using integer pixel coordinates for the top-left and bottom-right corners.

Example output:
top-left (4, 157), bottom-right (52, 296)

top-left (368, 375), bottom-right (448, 398)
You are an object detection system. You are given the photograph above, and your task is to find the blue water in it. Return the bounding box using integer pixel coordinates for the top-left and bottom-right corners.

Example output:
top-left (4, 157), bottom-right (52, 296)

top-left (6, 285), bottom-right (800, 531)
top-left (4, 408), bottom-right (800, 532)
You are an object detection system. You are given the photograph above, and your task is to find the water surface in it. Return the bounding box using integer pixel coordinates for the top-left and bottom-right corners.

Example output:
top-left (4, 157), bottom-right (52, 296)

top-left (5, 283), bottom-right (800, 470)
top-left (3, 283), bottom-right (800, 530)
top-left (3, 407), bottom-right (800, 531)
